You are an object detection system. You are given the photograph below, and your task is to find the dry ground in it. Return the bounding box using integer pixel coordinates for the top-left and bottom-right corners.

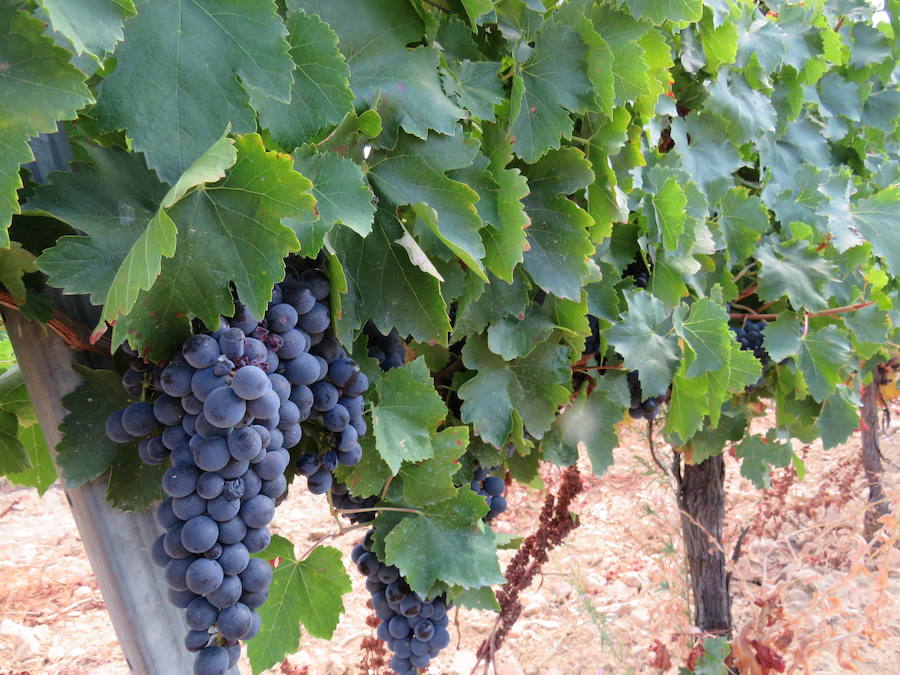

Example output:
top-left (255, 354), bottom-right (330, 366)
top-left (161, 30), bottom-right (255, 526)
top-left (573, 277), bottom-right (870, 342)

top-left (2, 407), bottom-right (899, 675)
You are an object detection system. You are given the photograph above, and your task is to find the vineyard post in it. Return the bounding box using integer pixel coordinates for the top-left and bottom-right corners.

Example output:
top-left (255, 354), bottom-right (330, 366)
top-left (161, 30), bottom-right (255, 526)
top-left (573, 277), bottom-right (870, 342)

top-left (673, 453), bottom-right (732, 636)
top-left (1, 303), bottom-right (222, 674)
top-left (862, 364), bottom-right (892, 541)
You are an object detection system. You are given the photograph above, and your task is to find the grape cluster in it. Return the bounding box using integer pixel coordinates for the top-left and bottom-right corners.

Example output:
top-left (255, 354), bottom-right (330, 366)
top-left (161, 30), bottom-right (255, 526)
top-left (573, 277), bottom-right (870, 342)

top-left (352, 532), bottom-right (452, 675)
top-left (364, 322), bottom-right (406, 370)
top-left (627, 370), bottom-right (664, 421)
top-left (732, 319), bottom-right (769, 363)
top-left (470, 463), bottom-right (507, 521)
top-left (104, 266), bottom-right (369, 675)
top-left (624, 257), bottom-right (650, 288)
top-left (330, 481), bottom-right (378, 524)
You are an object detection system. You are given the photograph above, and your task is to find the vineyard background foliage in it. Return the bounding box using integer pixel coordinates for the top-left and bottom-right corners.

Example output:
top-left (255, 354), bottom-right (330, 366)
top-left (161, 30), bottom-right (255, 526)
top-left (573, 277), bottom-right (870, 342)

top-left (0, 0), bottom-right (898, 672)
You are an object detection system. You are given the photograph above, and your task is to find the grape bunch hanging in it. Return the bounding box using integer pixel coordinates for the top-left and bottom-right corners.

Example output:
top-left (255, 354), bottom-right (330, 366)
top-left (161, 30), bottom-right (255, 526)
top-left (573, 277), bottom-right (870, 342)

top-left (104, 264), bottom-right (370, 675)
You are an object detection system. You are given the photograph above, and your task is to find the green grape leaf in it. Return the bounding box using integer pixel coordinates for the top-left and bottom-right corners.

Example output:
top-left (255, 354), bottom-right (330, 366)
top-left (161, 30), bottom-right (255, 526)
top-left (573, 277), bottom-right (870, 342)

top-left (716, 187), bottom-right (769, 263)
top-left (330, 211), bottom-right (451, 345)
top-left (667, 115), bottom-right (744, 203)
top-left (368, 132), bottom-right (487, 279)
top-left (691, 636), bottom-right (732, 675)
top-left (510, 20), bottom-right (594, 163)
top-left (0, 409), bottom-right (28, 474)
top-left (623, 0), bottom-right (702, 25)
top-left (0, 242), bottom-right (37, 304)
top-left (763, 315), bottom-right (803, 363)
top-left (112, 135), bottom-right (313, 360)
top-left (542, 386), bottom-right (622, 476)
top-left (522, 148), bottom-right (595, 300)
top-left (673, 298), bottom-right (731, 378)
top-left (375, 490), bottom-right (504, 596)
top-left (400, 426), bottom-right (468, 506)
top-left (486, 305), bottom-right (557, 361)
top-left (443, 60), bottom-right (504, 122)
top-left (460, 0), bottom-right (493, 25)
top-left (95, 0), bottom-right (293, 184)
top-left (756, 240), bottom-right (836, 312)
top-left (450, 585), bottom-right (500, 611)
top-left (704, 71), bottom-right (776, 143)
top-left (818, 385), bottom-right (858, 450)
top-left (796, 325), bottom-right (851, 403)
top-left (452, 271), bottom-right (530, 340)
top-left (606, 291), bottom-right (680, 398)
top-left (480, 123), bottom-right (531, 282)
top-left (0, 5), bottom-right (92, 243)
top-left (249, 537), bottom-right (352, 674)
top-left (844, 304), bottom-right (890, 354)
top-left (39, 0), bottom-right (135, 58)
top-left (334, 431), bottom-right (392, 498)
top-left (297, 0), bottom-right (464, 148)
top-left (372, 357), bottom-right (447, 473)
top-left (55, 365), bottom-right (164, 509)
top-left (292, 147), bottom-right (374, 240)
top-left (459, 335), bottom-right (571, 447)
top-left (734, 435), bottom-right (792, 489)
top-left (6, 423), bottom-right (56, 495)
top-left (0, 365), bottom-right (36, 424)
top-left (649, 175), bottom-right (687, 251)
top-left (256, 11), bottom-right (353, 150)
top-left (850, 186), bottom-right (900, 277)
top-left (590, 6), bottom-right (651, 105)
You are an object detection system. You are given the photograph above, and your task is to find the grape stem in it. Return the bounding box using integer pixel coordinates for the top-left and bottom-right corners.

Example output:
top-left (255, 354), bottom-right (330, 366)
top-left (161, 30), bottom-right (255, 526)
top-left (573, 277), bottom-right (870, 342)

top-left (729, 300), bottom-right (876, 321)
top-left (0, 289), bottom-right (109, 354)
top-left (736, 283), bottom-right (759, 301)
top-left (571, 364), bottom-right (625, 372)
top-left (731, 262), bottom-right (756, 284)
top-left (298, 522), bottom-right (368, 561)
top-left (333, 506), bottom-right (422, 515)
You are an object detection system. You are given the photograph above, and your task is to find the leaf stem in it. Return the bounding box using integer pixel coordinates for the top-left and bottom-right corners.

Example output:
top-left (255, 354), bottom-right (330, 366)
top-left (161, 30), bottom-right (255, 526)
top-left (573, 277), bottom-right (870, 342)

top-left (298, 522), bottom-right (368, 561)
top-left (333, 506), bottom-right (423, 515)
top-left (728, 300), bottom-right (876, 321)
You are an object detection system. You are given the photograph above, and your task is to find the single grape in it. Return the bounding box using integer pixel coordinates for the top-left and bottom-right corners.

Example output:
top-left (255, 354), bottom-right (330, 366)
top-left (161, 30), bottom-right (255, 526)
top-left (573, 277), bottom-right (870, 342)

top-left (260, 474), bottom-right (287, 500)
top-left (122, 401), bottom-right (157, 436)
top-left (255, 449), bottom-right (289, 481)
top-left (168, 588), bottom-right (198, 609)
top-left (153, 394), bottom-right (184, 426)
top-left (283, 281), bottom-right (316, 314)
top-left (231, 366), bottom-right (271, 401)
top-left (266, 303), bottom-right (299, 333)
top-left (307, 467), bottom-right (333, 495)
top-left (240, 495), bottom-right (275, 529)
top-left (268, 373), bottom-right (291, 403)
top-left (151, 534), bottom-right (171, 567)
top-left (185, 596), bottom-right (218, 631)
top-left (246, 389), bottom-right (280, 420)
top-left (282, 353), bottom-right (321, 386)
top-left (193, 436), bottom-right (230, 472)
top-left (220, 458), bottom-right (250, 480)
top-left (207, 495), bottom-right (241, 522)
top-left (343, 371), bottom-right (369, 397)
top-left (205, 574), bottom-right (243, 609)
top-left (183, 334), bottom-right (220, 369)
top-left (301, 271), bottom-right (330, 301)
top-left (161, 362), bottom-right (195, 397)
top-left (184, 630), bottom-right (210, 652)
top-left (191, 368), bottom-right (227, 402)
top-left (243, 527), bottom-right (271, 553)
top-left (295, 453), bottom-right (320, 477)
top-left (203, 387), bottom-right (246, 428)
top-left (172, 493), bottom-right (207, 520)
top-left (181, 515), bottom-right (219, 554)
top-left (218, 602), bottom-right (253, 641)
top-left (310, 381), bottom-right (339, 412)
top-left (185, 558), bottom-right (224, 595)
top-left (165, 556), bottom-right (195, 591)
top-left (323, 404), bottom-right (350, 432)
top-left (162, 465), bottom-right (199, 498)
top-left (240, 558), bottom-right (273, 593)
top-left (227, 426), bottom-right (262, 461)
top-left (196, 472), bottom-right (225, 499)
top-left (219, 327), bottom-right (246, 360)
top-left (193, 645), bottom-right (229, 675)
top-left (243, 338), bottom-right (268, 364)
top-left (281, 424), bottom-right (302, 449)
top-left (296, 301), bottom-right (330, 334)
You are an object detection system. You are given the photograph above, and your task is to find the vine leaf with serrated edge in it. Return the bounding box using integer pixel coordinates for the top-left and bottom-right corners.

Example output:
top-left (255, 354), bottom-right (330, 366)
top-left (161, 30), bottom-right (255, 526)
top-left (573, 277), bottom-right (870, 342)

top-left (0, 4), bottom-right (92, 243)
top-left (55, 365), bottom-right (164, 510)
top-left (95, 0), bottom-right (293, 184)
top-left (248, 536), bottom-right (351, 675)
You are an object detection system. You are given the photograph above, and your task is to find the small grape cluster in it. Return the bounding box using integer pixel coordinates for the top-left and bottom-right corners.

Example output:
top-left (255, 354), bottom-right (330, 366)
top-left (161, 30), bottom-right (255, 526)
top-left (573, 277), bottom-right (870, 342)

top-left (732, 319), bottom-right (769, 363)
top-left (103, 266), bottom-right (369, 675)
top-left (364, 322), bottom-right (406, 370)
top-left (352, 532), bottom-right (452, 675)
top-left (627, 370), bottom-right (664, 421)
top-left (624, 257), bottom-right (650, 288)
top-left (470, 463), bottom-right (507, 521)
top-left (330, 481), bottom-right (378, 524)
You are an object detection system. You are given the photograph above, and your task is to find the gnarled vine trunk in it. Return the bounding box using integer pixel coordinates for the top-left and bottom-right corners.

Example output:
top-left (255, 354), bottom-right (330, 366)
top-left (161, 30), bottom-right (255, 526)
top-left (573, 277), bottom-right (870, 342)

top-left (862, 368), bottom-right (891, 541)
top-left (675, 453), bottom-right (732, 635)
